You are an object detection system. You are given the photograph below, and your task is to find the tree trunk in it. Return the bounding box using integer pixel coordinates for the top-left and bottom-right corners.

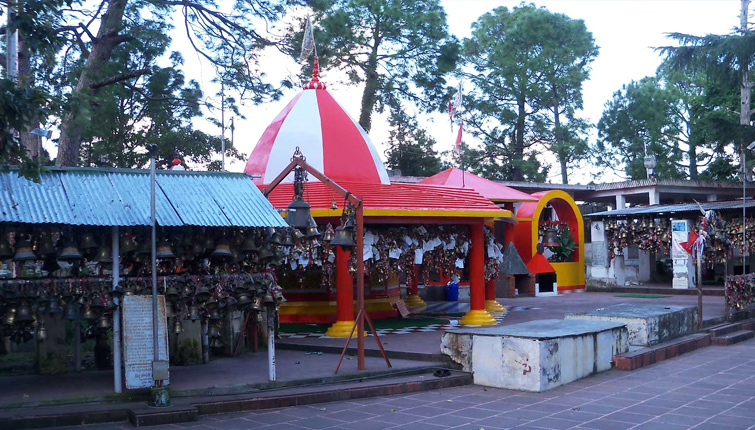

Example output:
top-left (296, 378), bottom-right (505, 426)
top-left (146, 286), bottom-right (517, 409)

top-left (740, 0), bottom-right (751, 175)
top-left (358, 66), bottom-right (379, 133)
top-left (552, 94), bottom-right (568, 184)
top-left (512, 96), bottom-right (526, 181)
top-left (17, 28), bottom-right (41, 159)
top-left (56, 0), bottom-right (129, 166)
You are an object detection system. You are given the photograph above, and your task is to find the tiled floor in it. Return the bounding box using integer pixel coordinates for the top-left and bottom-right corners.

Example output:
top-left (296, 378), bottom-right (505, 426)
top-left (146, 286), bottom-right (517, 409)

top-left (58, 338), bottom-right (755, 429)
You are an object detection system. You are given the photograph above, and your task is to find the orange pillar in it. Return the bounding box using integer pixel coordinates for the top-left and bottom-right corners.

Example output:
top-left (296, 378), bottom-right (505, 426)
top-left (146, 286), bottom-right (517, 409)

top-left (325, 246), bottom-right (355, 337)
top-left (461, 223), bottom-right (496, 325)
top-left (485, 279), bottom-right (506, 313)
top-left (405, 264), bottom-right (426, 307)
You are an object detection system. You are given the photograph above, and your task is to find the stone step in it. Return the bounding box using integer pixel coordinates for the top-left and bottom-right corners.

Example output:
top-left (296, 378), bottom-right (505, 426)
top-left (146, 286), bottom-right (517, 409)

top-left (712, 330), bottom-right (755, 346)
top-left (708, 323), bottom-right (744, 338)
top-left (613, 333), bottom-right (711, 371)
top-left (128, 405), bottom-right (198, 427)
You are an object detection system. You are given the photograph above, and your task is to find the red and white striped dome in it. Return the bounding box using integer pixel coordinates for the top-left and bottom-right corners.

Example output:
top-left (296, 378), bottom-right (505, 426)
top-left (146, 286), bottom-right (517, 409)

top-left (245, 61), bottom-right (390, 186)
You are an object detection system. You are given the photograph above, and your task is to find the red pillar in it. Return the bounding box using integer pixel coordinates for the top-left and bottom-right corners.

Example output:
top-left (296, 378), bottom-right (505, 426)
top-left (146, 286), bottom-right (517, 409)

top-left (485, 278), bottom-right (506, 312)
top-left (325, 246), bottom-right (355, 337)
top-left (461, 223), bottom-right (496, 325)
top-left (405, 264), bottom-right (426, 307)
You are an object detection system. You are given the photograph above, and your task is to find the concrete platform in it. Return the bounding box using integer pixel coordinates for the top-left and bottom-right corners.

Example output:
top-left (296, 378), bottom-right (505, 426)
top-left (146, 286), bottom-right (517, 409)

top-left (441, 319), bottom-right (628, 392)
top-left (565, 303), bottom-right (699, 347)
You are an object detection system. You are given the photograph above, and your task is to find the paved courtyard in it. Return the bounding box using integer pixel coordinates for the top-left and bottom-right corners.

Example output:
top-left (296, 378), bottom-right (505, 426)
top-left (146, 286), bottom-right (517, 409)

top-left (50, 337), bottom-right (755, 430)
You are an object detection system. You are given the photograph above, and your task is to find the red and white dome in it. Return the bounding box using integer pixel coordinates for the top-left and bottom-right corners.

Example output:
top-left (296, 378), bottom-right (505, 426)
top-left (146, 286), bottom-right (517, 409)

top-left (245, 61), bottom-right (390, 186)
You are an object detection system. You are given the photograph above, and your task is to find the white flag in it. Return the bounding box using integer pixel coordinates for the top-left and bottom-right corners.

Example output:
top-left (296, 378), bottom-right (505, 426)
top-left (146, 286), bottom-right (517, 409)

top-left (299, 16), bottom-right (315, 63)
top-left (452, 81), bottom-right (464, 112)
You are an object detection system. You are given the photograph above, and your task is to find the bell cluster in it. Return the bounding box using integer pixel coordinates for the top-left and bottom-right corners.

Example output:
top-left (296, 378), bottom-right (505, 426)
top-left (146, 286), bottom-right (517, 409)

top-left (696, 215), bottom-right (755, 266)
top-left (603, 218), bottom-right (671, 260)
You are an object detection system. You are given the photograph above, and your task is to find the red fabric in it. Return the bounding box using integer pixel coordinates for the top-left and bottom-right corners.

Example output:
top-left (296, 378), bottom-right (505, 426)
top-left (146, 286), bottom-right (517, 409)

top-left (317, 90), bottom-right (382, 185)
top-left (527, 253), bottom-right (556, 274)
top-left (419, 168), bottom-right (537, 202)
top-left (470, 223), bottom-right (486, 311)
top-left (455, 120), bottom-right (463, 146)
top-left (336, 246), bottom-right (354, 322)
top-left (682, 231), bottom-right (699, 256)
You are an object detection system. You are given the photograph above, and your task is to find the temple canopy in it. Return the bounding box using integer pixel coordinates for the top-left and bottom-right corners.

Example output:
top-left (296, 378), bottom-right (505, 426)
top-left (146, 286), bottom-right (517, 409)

top-left (419, 168), bottom-right (537, 203)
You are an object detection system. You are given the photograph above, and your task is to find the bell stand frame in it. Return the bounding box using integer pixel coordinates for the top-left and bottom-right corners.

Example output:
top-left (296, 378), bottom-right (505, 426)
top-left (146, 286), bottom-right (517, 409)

top-left (262, 156), bottom-right (391, 373)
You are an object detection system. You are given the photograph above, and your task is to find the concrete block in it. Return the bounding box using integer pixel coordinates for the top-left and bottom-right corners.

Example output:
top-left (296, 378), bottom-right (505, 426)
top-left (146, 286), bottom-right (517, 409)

top-left (442, 319), bottom-right (628, 392)
top-left (566, 303), bottom-right (698, 347)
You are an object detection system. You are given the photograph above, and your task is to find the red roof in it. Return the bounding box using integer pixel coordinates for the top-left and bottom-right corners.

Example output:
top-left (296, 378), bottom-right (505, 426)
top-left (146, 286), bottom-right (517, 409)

top-left (264, 181), bottom-right (513, 219)
top-left (419, 168), bottom-right (537, 202)
top-left (527, 253), bottom-right (556, 274)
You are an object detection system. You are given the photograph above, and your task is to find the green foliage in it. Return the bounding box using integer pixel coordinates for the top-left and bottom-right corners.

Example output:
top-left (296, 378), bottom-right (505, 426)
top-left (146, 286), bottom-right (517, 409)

top-left (39, 351), bottom-right (68, 375)
top-left (461, 4), bottom-right (597, 182)
top-left (384, 106), bottom-right (442, 176)
top-left (173, 339), bottom-right (201, 366)
top-left (297, 0), bottom-right (458, 132)
top-left (547, 225), bottom-right (576, 263)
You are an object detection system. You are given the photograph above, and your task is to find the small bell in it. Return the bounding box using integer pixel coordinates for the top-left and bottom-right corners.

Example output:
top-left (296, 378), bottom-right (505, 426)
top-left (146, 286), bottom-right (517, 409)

top-left (240, 236), bottom-right (258, 253)
top-left (165, 303), bottom-right (176, 318)
top-left (82, 307), bottom-right (98, 321)
top-left (305, 217), bottom-right (321, 240)
top-left (111, 284), bottom-right (124, 298)
top-left (97, 315), bottom-right (112, 330)
top-left (281, 231), bottom-right (295, 247)
top-left (63, 304), bottom-right (79, 321)
top-left (291, 228), bottom-right (305, 242)
top-left (237, 293), bottom-right (252, 307)
top-left (262, 292), bottom-right (275, 305)
top-left (257, 246), bottom-right (273, 261)
top-left (46, 298), bottom-right (63, 315)
top-left (268, 230), bottom-right (284, 246)
top-left (41, 257), bottom-right (61, 273)
top-left (79, 233), bottom-right (98, 250)
top-left (15, 304), bottom-right (34, 323)
top-left (212, 239), bottom-right (233, 259)
top-left (251, 298), bottom-right (263, 312)
top-left (195, 286), bottom-right (211, 302)
top-left (36, 235), bottom-right (57, 258)
top-left (58, 239), bottom-right (83, 261)
top-left (330, 226), bottom-right (355, 249)
top-left (188, 305), bottom-right (201, 322)
top-left (321, 224), bottom-right (335, 244)
top-left (136, 239), bottom-right (151, 256)
top-left (3, 308), bottom-right (16, 325)
top-left (120, 234), bottom-right (138, 255)
top-left (173, 318), bottom-right (184, 334)
top-left (208, 309), bottom-right (221, 320)
top-left (164, 286), bottom-right (180, 302)
top-left (208, 324), bottom-right (220, 338)
top-left (156, 239), bottom-right (176, 259)
top-left (13, 238), bottom-right (37, 261)
top-left (202, 236), bottom-right (216, 253)
top-left (541, 227), bottom-right (559, 247)
top-left (204, 297), bottom-right (218, 310)
top-left (37, 323), bottom-right (47, 341)
top-left (94, 244), bottom-right (112, 264)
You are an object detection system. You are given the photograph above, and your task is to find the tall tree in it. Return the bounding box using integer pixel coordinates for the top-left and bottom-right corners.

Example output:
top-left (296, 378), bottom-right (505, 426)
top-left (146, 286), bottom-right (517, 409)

top-left (2, 0), bottom-right (294, 167)
top-left (299, 0), bottom-right (458, 133)
top-left (461, 4), bottom-right (597, 183)
top-left (383, 106), bottom-right (442, 177)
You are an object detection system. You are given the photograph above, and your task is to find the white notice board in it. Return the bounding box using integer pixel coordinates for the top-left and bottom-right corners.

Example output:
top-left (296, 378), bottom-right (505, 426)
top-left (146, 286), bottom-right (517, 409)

top-left (122, 295), bottom-right (170, 389)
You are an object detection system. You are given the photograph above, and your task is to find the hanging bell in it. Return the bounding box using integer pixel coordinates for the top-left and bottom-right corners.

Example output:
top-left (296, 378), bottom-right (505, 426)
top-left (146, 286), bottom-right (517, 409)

top-left (208, 309), bottom-right (221, 320)
top-left (262, 292), bottom-right (275, 305)
top-left (16, 304), bottom-right (34, 324)
top-left (212, 239), bottom-right (233, 259)
top-left (36, 235), bottom-right (57, 258)
top-left (202, 236), bottom-right (216, 253)
top-left (237, 293), bottom-right (252, 307)
top-left (165, 303), bottom-right (176, 318)
top-left (188, 305), bottom-right (201, 321)
top-left (37, 323), bottom-right (47, 341)
top-left (164, 286), bottom-right (180, 302)
top-left (95, 244), bottom-right (112, 264)
top-left (106, 296), bottom-right (118, 310)
top-left (281, 231), bottom-right (295, 247)
top-left (13, 238), bottom-right (37, 261)
top-left (82, 307), bottom-right (98, 321)
top-left (41, 257), bottom-right (61, 273)
top-left (268, 230), bottom-right (284, 246)
top-left (306, 217), bottom-right (321, 240)
top-left (136, 239), bottom-right (151, 256)
top-left (90, 295), bottom-right (106, 311)
top-left (97, 315), bottom-right (112, 330)
top-left (252, 298), bottom-right (263, 312)
top-left (112, 284), bottom-right (124, 298)
top-left (330, 226), bottom-right (355, 249)
top-left (257, 246), bottom-right (273, 262)
top-left (291, 228), bottom-right (305, 242)
top-left (120, 234), bottom-right (138, 255)
top-left (3, 308), bottom-right (15, 325)
top-left (321, 225), bottom-right (335, 244)
top-left (204, 296), bottom-right (218, 310)
top-left (541, 227), bottom-right (559, 247)
top-left (79, 233), bottom-right (98, 251)
top-left (63, 304), bottom-right (79, 321)
top-left (156, 239), bottom-right (176, 259)
top-left (240, 236), bottom-right (258, 253)
top-left (46, 298), bottom-right (63, 315)
top-left (0, 237), bottom-right (13, 260)
top-left (208, 324), bottom-right (221, 338)
top-left (287, 198), bottom-right (312, 229)
top-left (195, 286), bottom-right (211, 302)
top-left (173, 318), bottom-right (184, 334)
top-left (59, 239), bottom-right (83, 261)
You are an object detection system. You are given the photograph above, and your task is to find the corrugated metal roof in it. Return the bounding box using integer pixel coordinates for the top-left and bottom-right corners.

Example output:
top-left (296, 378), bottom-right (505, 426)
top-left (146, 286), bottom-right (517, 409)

top-left (0, 168), bottom-right (286, 228)
top-left (586, 200), bottom-right (755, 217)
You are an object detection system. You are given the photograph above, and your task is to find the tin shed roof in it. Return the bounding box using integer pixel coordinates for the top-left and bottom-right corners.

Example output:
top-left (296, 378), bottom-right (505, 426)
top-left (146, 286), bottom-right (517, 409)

top-left (0, 167), bottom-right (287, 228)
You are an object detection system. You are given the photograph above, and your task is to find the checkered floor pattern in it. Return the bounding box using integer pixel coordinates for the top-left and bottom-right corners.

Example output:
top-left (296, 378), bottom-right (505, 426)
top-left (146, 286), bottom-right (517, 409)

top-left (279, 305), bottom-right (539, 339)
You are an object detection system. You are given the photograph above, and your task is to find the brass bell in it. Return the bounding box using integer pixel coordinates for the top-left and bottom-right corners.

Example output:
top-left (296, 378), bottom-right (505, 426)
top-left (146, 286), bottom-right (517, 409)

top-left (112, 284), bottom-right (124, 298)
top-left (63, 304), bottom-right (79, 321)
top-left (269, 257), bottom-right (284, 267)
top-left (120, 234), bottom-right (138, 255)
top-left (291, 228), bottom-right (305, 242)
top-left (281, 231), bottom-right (295, 247)
top-left (82, 307), bottom-right (98, 321)
top-left (95, 243), bottom-right (113, 264)
top-left (37, 323), bottom-right (47, 341)
top-left (257, 246), bottom-right (273, 261)
top-left (79, 233), bottom-right (98, 250)
top-left (136, 239), bottom-right (151, 256)
top-left (330, 226), bottom-right (355, 249)
top-left (268, 230), bottom-right (284, 246)
top-left (204, 297), bottom-right (218, 310)
top-left (0, 236), bottom-right (13, 260)
top-left (321, 225), bottom-right (334, 243)
top-left (16, 304), bottom-right (34, 323)
top-left (212, 239), bottom-right (233, 259)
top-left (306, 217), bottom-right (321, 240)
top-left (46, 298), bottom-right (63, 315)
top-left (262, 292), bottom-right (275, 305)
top-left (156, 239), bottom-right (176, 259)
top-left (13, 238), bottom-right (37, 261)
top-left (208, 324), bottom-right (220, 338)
top-left (251, 298), bottom-right (263, 312)
top-left (105, 296), bottom-right (118, 310)
top-left (541, 227), bottom-right (559, 247)
top-left (97, 315), bottom-right (111, 330)
top-left (287, 198), bottom-right (312, 229)
top-left (202, 236), bottom-right (216, 253)
top-left (188, 305), bottom-right (201, 321)
top-left (89, 295), bottom-right (105, 310)
top-left (41, 257), bottom-right (61, 273)
top-left (195, 286), bottom-right (211, 302)
top-left (234, 282), bottom-right (248, 296)
top-left (240, 236), bottom-right (258, 253)
top-left (58, 239), bottom-right (83, 261)
top-left (173, 318), bottom-right (184, 334)
top-left (165, 303), bottom-right (176, 318)
top-left (3, 308), bottom-right (16, 325)
top-left (208, 309), bottom-right (221, 320)
top-left (164, 286), bottom-right (180, 302)
top-left (237, 293), bottom-right (252, 307)
top-left (36, 235), bottom-right (57, 258)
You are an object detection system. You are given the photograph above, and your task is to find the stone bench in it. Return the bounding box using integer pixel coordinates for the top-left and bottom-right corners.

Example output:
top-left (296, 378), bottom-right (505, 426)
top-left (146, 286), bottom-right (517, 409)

top-left (565, 303), bottom-right (698, 347)
top-left (441, 319), bottom-right (628, 392)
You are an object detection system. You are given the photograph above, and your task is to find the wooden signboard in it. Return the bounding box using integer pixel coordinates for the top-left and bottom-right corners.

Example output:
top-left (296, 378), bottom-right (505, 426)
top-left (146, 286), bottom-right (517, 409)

top-left (122, 295), bottom-right (170, 389)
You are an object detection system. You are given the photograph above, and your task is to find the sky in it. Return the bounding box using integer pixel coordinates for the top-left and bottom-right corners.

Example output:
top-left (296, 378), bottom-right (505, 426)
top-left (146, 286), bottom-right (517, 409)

top-left (45, 0), bottom-right (746, 183)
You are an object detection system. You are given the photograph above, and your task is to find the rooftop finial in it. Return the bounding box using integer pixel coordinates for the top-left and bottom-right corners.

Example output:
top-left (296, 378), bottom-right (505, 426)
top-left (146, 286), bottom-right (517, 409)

top-left (304, 56), bottom-right (326, 90)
